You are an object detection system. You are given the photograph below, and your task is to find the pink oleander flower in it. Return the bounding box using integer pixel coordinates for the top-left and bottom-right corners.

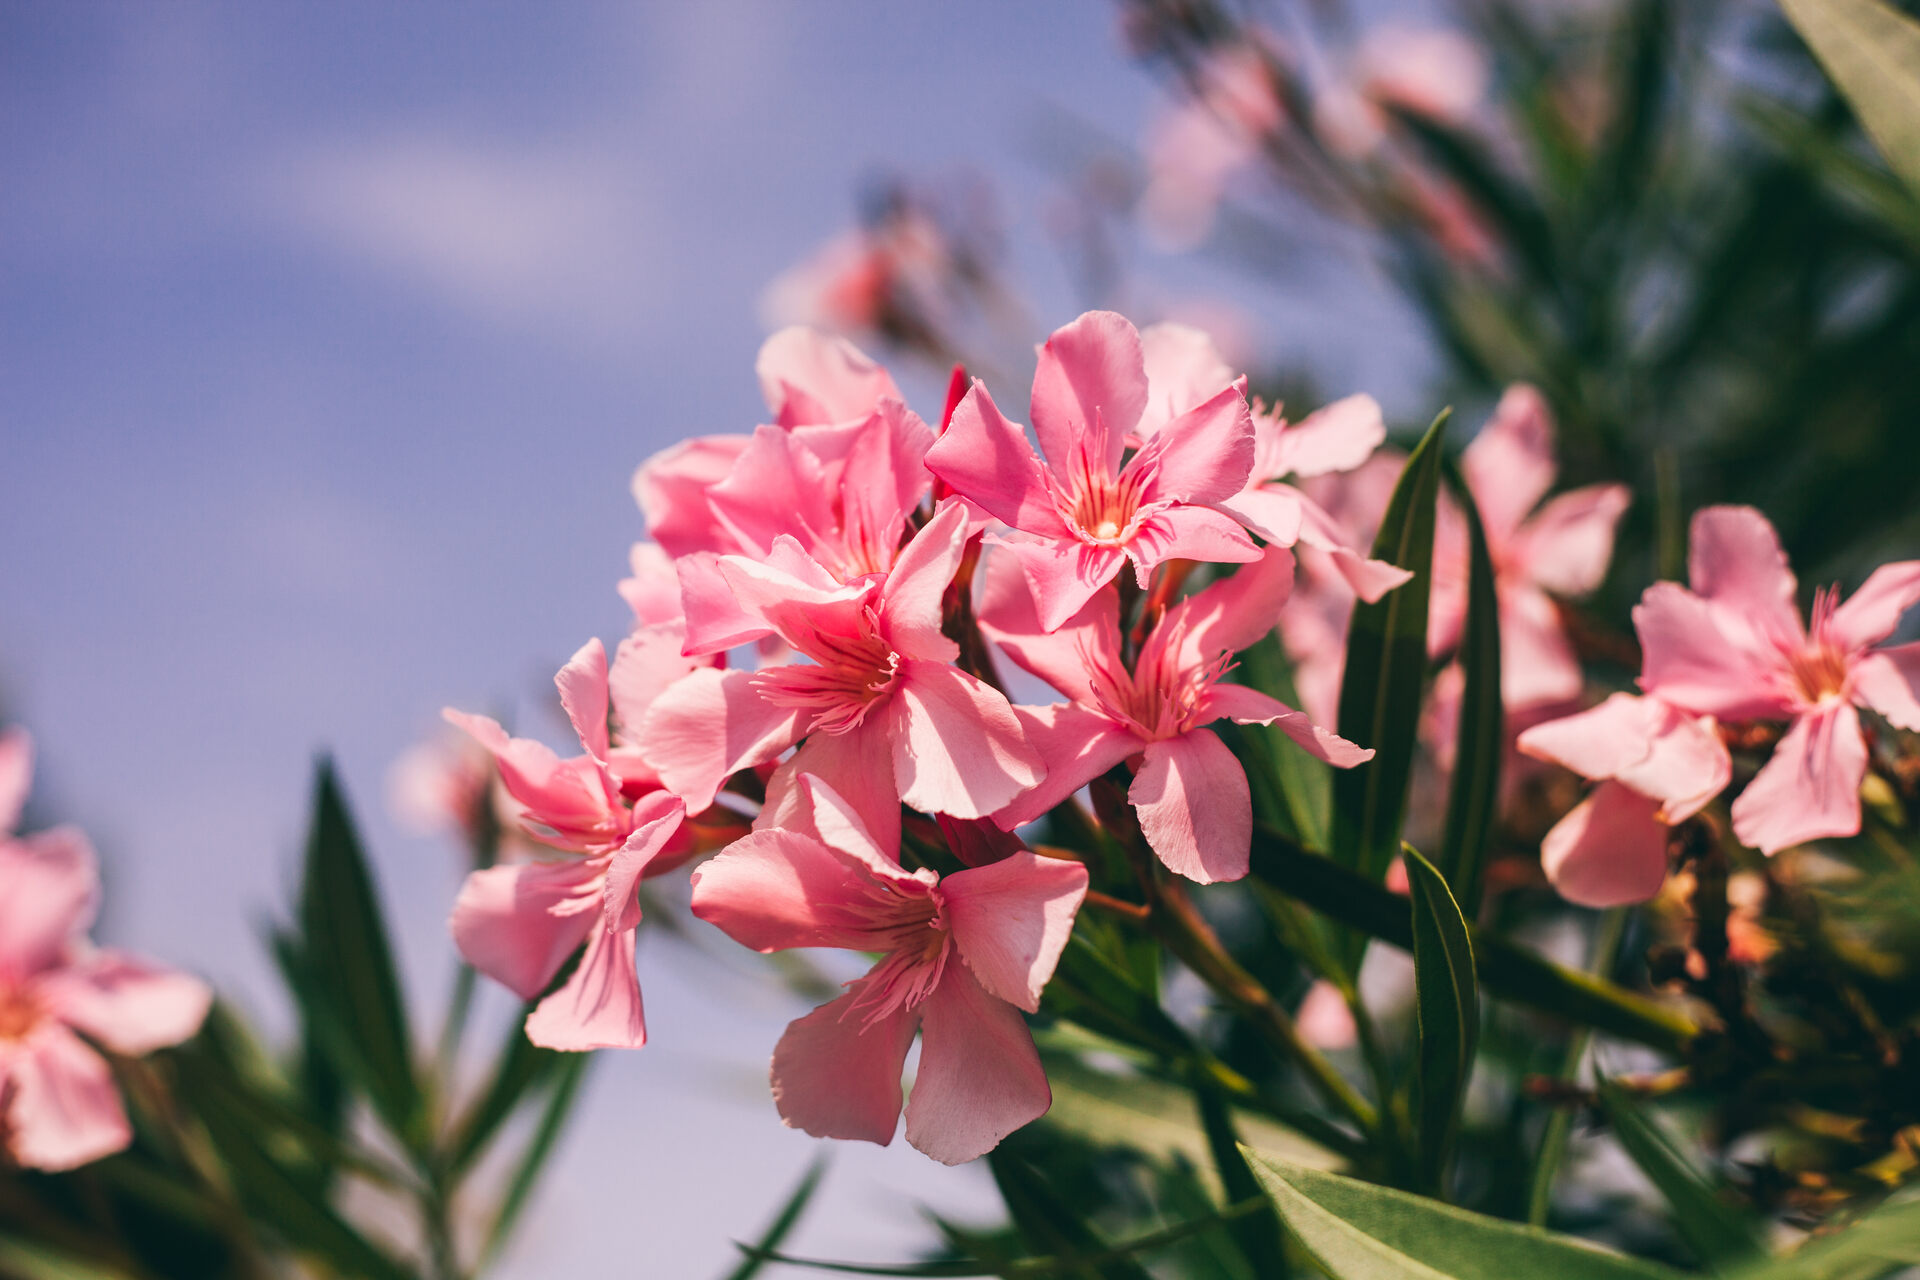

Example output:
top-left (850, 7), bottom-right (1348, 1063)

top-left (648, 501), bottom-right (1045, 851)
top-left (1296, 980), bottom-right (1358, 1051)
top-left (0, 729), bottom-right (211, 1170)
top-left (1635, 506), bottom-right (1920, 854)
top-left (1433, 385), bottom-right (1631, 711)
top-left (1137, 322), bottom-right (1411, 603)
top-left (1316, 25), bottom-right (1488, 161)
top-left (1517, 694), bottom-right (1730, 906)
top-left (1139, 43), bottom-right (1286, 250)
top-left (447, 636), bottom-right (716, 1050)
top-left (387, 726), bottom-right (494, 840)
top-left (925, 310), bottom-right (1260, 632)
top-left (689, 774), bottom-right (1087, 1165)
top-left (984, 546), bottom-right (1371, 883)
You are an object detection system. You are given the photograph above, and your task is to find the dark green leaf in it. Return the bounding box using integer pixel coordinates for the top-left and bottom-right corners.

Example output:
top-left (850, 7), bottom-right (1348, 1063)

top-left (1228, 636), bottom-right (1331, 850)
top-left (1779, 0), bottom-right (1920, 199)
top-left (1404, 848), bottom-right (1479, 1196)
top-left (1597, 1081), bottom-right (1766, 1271)
top-left (0, 1235), bottom-right (141, 1280)
top-left (1195, 1084), bottom-right (1292, 1276)
top-left (1240, 1150), bottom-right (1686, 1280)
top-left (1436, 464), bottom-right (1503, 919)
top-left (1727, 1192), bottom-right (1920, 1279)
top-left (478, 1049), bottom-right (592, 1270)
top-left (1332, 410), bottom-right (1449, 886)
top-left (724, 1155), bottom-right (829, 1280)
top-left (988, 1150), bottom-right (1153, 1280)
top-left (442, 1003), bottom-right (563, 1178)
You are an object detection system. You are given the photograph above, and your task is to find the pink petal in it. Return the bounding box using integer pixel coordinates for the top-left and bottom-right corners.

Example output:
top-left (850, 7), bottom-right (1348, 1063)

top-left (705, 425), bottom-right (840, 557)
top-left (935, 815), bottom-right (1028, 868)
top-left (943, 851), bottom-right (1088, 1012)
top-left (1541, 782), bottom-right (1670, 908)
top-left (1129, 731), bottom-right (1253, 883)
top-left (2, 1024), bottom-right (130, 1171)
top-left (1731, 701), bottom-right (1868, 854)
top-left (1853, 644), bottom-right (1920, 731)
top-left (600, 792), bottom-right (685, 934)
top-left (836, 400), bottom-right (936, 566)
top-left (523, 921), bottom-right (646, 1051)
top-left (692, 829), bottom-right (915, 953)
top-left (1216, 484), bottom-right (1307, 549)
top-left (618, 542), bottom-right (683, 629)
top-left (442, 710), bottom-right (619, 852)
top-left (1159, 545), bottom-right (1294, 672)
top-left (923, 382), bottom-right (1065, 536)
top-left (764, 725), bottom-right (904, 857)
top-left (1204, 684), bottom-right (1374, 767)
top-left (975, 550), bottom-right (1120, 705)
top-left (555, 638), bottom-right (612, 764)
top-left (903, 961), bottom-right (1049, 1164)
top-left (880, 501), bottom-right (969, 663)
top-left (1137, 322), bottom-right (1235, 439)
top-left (772, 987), bottom-right (918, 1146)
top-left (631, 434), bottom-right (750, 559)
top-left (1296, 980), bottom-right (1358, 1050)
top-left (1274, 394), bottom-right (1386, 479)
top-left (1129, 380), bottom-right (1255, 506)
top-left (1030, 310), bottom-right (1147, 480)
top-left (450, 859), bottom-right (600, 1001)
top-left (677, 551), bottom-right (776, 655)
top-left (994, 705), bottom-right (1146, 829)
top-left (716, 538), bottom-right (875, 645)
top-left (1687, 506), bottom-right (1801, 641)
top-left (40, 952), bottom-right (211, 1056)
top-left (0, 727), bottom-right (31, 835)
top-left (1289, 489), bottom-right (1411, 603)
top-left (1830, 562), bottom-right (1920, 652)
top-left (1634, 583), bottom-right (1795, 722)
top-left (1001, 535), bottom-right (1128, 634)
top-left (1512, 484), bottom-right (1630, 598)
top-left (0, 828), bottom-right (99, 983)
top-left (1500, 585), bottom-right (1585, 711)
top-left (638, 667), bottom-right (806, 814)
top-left (608, 623), bottom-right (705, 753)
top-left (1516, 693), bottom-right (1661, 781)
top-left (890, 661), bottom-right (1046, 819)
top-left (755, 326), bottom-right (900, 427)
top-left (1129, 505), bottom-right (1262, 576)
top-left (1462, 385), bottom-right (1557, 546)
top-left (1618, 704), bottom-right (1731, 822)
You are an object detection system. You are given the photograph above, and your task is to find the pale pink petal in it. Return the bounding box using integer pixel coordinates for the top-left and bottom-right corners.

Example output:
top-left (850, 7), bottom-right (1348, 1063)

top-left (40, 952), bottom-right (211, 1055)
top-left (717, 539), bottom-right (875, 644)
top-left (923, 383), bottom-right (1066, 536)
top-left (1128, 380), bottom-right (1255, 506)
top-left (1290, 489), bottom-right (1411, 603)
top-left (1159, 546), bottom-right (1294, 672)
top-left (1830, 562), bottom-right (1920, 652)
top-left (1129, 505), bottom-right (1262, 576)
top-left (904, 961), bottom-right (1049, 1164)
top-left (706, 425), bottom-right (839, 557)
top-left (1296, 980), bottom-right (1358, 1050)
top-left (1634, 583), bottom-right (1795, 721)
top-left (1001, 536), bottom-right (1128, 635)
top-left (1853, 644), bottom-right (1920, 731)
top-left (766, 725), bottom-right (904, 857)
top-left (677, 551), bottom-right (776, 655)
top-left (1541, 782), bottom-right (1670, 908)
top-left (975, 551), bottom-right (1119, 705)
top-left (1516, 693), bottom-right (1660, 781)
top-left (879, 501), bottom-right (969, 663)
top-left (638, 668), bottom-right (807, 813)
top-left (555, 638), bottom-right (612, 764)
top-left (1273, 394), bottom-right (1386, 479)
top-left (0, 828), bottom-right (99, 983)
top-left (442, 710), bottom-right (618, 850)
top-left (1687, 506), bottom-right (1801, 641)
top-left (631, 434), bottom-right (750, 559)
top-left (1129, 731), bottom-right (1253, 883)
top-left (608, 623), bottom-right (706, 755)
top-left (618, 542), bottom-right (683, 628)
top-left (1204, 684), bottom-right (1374, 767)
top-left (836, 400), bottom-right (937, 566)
top-left (1462, 386), bottom-right (1556, 546)
top-left (1731, 701), bottom-right (1868, 854)
top-left (755, 326), bottom-right (900, 427)
top-left (993, 705), bottom-right (1146, 829)
top-left (1618, 704), bottom-right (1732, 822)
top-left (3, 1024), bottom-right (130, 1171)
top-left (1512, 484), bottom-right (1630, 598)
top-left (1216, 484), bottom-right (1307, 549)
top-left (0, 727), bottom-right (31, 835)
top-left (943, 852), bottom-right (1088, 1012)
top-left (890, 661), bottom-right (1046, 819)
top-left (772, 988), bottom-right (918, 1146)
top-left (600, 792), bottom-right (685, 933)
top-left (1030, 310), bottom-right (1147, 479)
top-left (1137, 322), bottom-right (1235, 439)
top-left (691, 826), bottom-right (923, 953)
top-left (1500, 585), bottom-right (1586, 711)
top-left (450, 859), bottom-right (600, 1001)
top-left (523, 921), bottom-right (646, 1051)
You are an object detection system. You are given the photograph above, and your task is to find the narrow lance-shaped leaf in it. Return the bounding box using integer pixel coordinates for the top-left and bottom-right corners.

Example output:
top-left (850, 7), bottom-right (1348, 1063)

top-left (1239, 1149), bottom-right (1687, 1280)
top-left (1332, 410), bottom-right (1450, 885)
top-left (1404, 847), bottom-right (1479, 1197)
top-left (725, 1156), bottom-right (829, 1280)
top-left (1437, 461), bottom-right (1503, 919)
top-left (988, 1150), bottom-right (1154, 1280)
top-left (442, 1002), bottom-right (564, 1179)
top-left (1597, 1080), bottom-right (1766, 1272)
top-left (1725, 1192), bottom-right (1920, 1280)
top-left (478, 1049), bottom-right (593, 1271)
top-left (1779, 0), bottom-right (1920, 200)
top-left (1194, 1083), bottom-right (1292, 1277)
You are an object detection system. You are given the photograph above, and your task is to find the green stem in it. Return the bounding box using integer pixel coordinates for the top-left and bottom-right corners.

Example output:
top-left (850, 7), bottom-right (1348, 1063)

top-left (1526, 906), bottom-right (1628, 1225)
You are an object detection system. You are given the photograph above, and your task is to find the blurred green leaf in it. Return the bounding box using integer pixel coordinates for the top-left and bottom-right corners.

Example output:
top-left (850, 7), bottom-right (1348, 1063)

top-left (443, 1004), bottom-right (564, 1179)
top-left (478, 1048), bottom-right (592, 1270)
top-left (1228, 635), bottom-right (1332, 850)
top-left (1240, 1150), bottom-right (1686, 1280)
top-left (724, 1155), bottom-right (828, 1280)
top-left (1597, 1081), bottom-right (1765, 1271)
top-left (1779, 0), bottom-right (1920, 199)
top-left (292, 760), bottom-right (421, 1147)
top-left (1436, 466), bottom-right (1503, 920)
top-left (1405, 848), bottom-right (1480, 1196)
top-left (1332, 410), bottom-right (1449, 886)
top-left (1194, 1082), bottom-right (1292, 1277)
top-left (988, 1150), bottom-right (1153, 1280)
top-left (0, 1235), bottom-right (141, 1280)
top-left (1726, 1192), bottom-right (1920, 1279)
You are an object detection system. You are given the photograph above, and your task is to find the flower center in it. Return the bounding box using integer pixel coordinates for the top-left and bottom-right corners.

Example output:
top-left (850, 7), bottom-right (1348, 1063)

top-left (753, 613), bottom-right (903, 735)
top-left (0, 987), bottom-right (42, 1042)
top-left (1085, 621), bottom-right (1233, 741)
top-left (1788, 642), bottom-right (1850, 705)
top-left (841, 882), bottom-right (951, 1030)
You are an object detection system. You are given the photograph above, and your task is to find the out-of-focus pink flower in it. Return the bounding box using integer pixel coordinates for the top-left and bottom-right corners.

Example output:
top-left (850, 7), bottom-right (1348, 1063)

top-left (690, 774), bottom-right (1087, 1165)
top-left (926, 310), bottom-right (1259, 632)
top-left (0, 729), bottom-right (211, 1170)
top-left (1635, 506), bottom-right (1920, 853)
top-left (447, 638), bottom-right (712, 1050)
top-left (1433, 386), bottom-right (1631, 712)
top-left (648, 501), bottom-right (1044, 850)
top-left (1517, 694), bottom-right (1730, 906)
top-left (984, 546), bottom-right (1370, 883)
top-left (758, 211), bottom-right (953, 337)
top-left (1140, 45), bottom-right (1287, 250)
top-left (1316, 26), bottom-right (1488, 161)
top-left (1296, 980), bottom-right (1357, 1051)
top-left (1138, 321), bottom-right (1411, 604)
top-left (387, 729), bottom-right (493, 840)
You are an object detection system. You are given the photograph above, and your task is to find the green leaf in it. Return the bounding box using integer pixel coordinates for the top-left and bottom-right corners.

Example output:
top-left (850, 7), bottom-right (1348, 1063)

top-left (1779, 0), bottom-right (1920, 200)
top-left (0, 1235), bottom-right (141, 1280)
top-left (1240, 1151), bottom-right (1687, 1280)
top-left (1597, 1082), bottom-right (1766, 1271)
top-left (1436, 464), bottom-right (1503, 919)
top-left (1727, 1192), bottom-right (1920, 1280)
top-left (1227, 636), bottom-right (1331, 850)
top-left (1404, 848), bottom-right (1479, 1196)
top-left (292, 760), bottom-right (421, 1146)
top-left (442, 1003), bottom-right (564, 1178)
top-left (1332, 410), bottom-right (1450, 886)
top-left (478, 1049), bottom-right (593, 1270)
top-left (988, 1150), bottom-right (1154, 1280)
top-left (1195, 1083), bottom-right (1292, 1277)
top-left (724, 1155), bottom-right (829, 1280)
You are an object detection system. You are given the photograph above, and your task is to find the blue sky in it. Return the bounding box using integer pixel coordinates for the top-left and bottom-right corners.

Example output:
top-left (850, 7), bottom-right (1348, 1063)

top-left (1, 2), bottom-right (1436, 1271)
